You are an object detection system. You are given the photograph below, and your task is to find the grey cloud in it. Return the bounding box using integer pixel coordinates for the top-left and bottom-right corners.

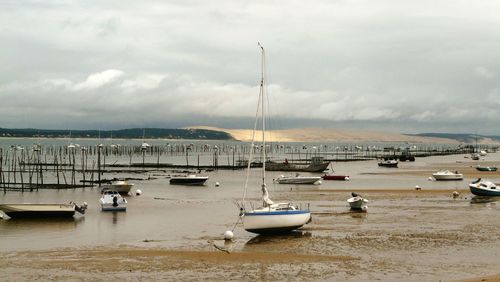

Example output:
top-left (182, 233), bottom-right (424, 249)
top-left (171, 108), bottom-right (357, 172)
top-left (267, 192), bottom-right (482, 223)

top-left (1, 1), bottom-right (500, 134)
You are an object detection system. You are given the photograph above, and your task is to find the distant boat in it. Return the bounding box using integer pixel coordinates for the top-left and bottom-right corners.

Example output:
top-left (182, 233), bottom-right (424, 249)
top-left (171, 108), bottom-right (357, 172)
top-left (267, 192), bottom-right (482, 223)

top-left (432, 170), bottom-right (463, 181)
top-left (101, 180), bottom-right (134, 194)
top-left (322, 174), bottom-right (350, 181)
top-left (378, 159), bottom-right (398, 167)
top-left (100, 190), bottom-right (127, 211)
top-left (275, 174), bottom-right (321, 184)
top-left (169, 175), bottom-right (208, 186)
top-left (469, 179), bottom-right (500, 196)
top-left (476, 166), bottom-right (497, 172)
top-left (0, 202), bottom-right (87, 219)
top-left (471, 153), bottom-right (480, 160)
top-left (265, 156), bottom-right (330, 172)
top-left (347, 193), bottom-right (368, 211)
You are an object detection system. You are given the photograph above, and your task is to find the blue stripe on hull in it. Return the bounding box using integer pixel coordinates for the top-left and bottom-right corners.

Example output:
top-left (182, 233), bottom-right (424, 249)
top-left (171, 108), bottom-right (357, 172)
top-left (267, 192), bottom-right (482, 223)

top-left (244, 210), bottom-right (310, 216)
top-left (470, 187), bottom-right (500, 196)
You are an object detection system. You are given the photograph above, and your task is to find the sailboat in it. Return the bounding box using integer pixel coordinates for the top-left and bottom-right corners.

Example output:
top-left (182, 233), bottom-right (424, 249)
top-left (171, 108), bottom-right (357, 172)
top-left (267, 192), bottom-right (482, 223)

top-left (239, 43), bottom-right (311, 234)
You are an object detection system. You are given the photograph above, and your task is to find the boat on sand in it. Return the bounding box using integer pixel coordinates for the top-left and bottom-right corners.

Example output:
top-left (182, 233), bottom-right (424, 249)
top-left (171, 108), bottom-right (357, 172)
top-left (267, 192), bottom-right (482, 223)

top-left (469, 179), bottom-right (500, 196)
top-left (347, 192), bottom-right (368, 211)
top-left (238, 43), bottom-right (311, 234)
top-left (432, 170), bottom-right (463, 181)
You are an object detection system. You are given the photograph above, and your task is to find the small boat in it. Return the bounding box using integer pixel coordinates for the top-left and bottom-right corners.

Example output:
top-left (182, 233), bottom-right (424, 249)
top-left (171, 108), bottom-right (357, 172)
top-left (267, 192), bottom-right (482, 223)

top-left (169, 175), bottom-right (209, 186)
top-left (102, 180), bottom-right (134, 194)
top-left (0, 202), bottom-right (87, 219)
top-left (347, 193), bottom-right (368, 211)
top-left (238, 44), bottom-right (311, 234)
top-left (100, 190), bottom-right (127, 211)
top-left (378, 159), bottom-right (398, 167)
top-left (471, 153), bottom-right (480, 160)
top-left (265, 156), bottom-right (330, 172)
top-left (468, 179), bottom-right (500, 196)
top-left (322, 174), bottom-right (350, 181)
top-left (275, 174), bottom-right (321, 184)
top-left (432, 170), bottom-right (463, 181)
top-left (475, 166), bottom-right (497, 172)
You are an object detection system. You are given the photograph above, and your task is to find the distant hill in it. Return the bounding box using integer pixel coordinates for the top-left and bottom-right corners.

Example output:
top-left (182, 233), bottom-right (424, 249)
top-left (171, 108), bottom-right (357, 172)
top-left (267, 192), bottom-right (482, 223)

top-left (407, 133), bottom-right (500, 144)
top-left (0, 127), bottom-right (233, 140)
top-left (189, 126), bottom-right (461, 143)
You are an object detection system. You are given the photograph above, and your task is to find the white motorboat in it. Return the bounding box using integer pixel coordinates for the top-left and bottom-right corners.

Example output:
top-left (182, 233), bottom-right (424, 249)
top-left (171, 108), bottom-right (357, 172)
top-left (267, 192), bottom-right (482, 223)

top-left (275, 174), bottom-right (321, 184)
top-left (102, 180), bottom-right (134, 194)
top-left (170, 175), bottom-right (209, 186)
top-left (432, 170), bottom-right (463, 181)
top-left (378, 159), bottom-right (398, 167)
top-left (347, 193), bottom-right (368, 211)
top-left (238, 44), bottom-right (311, 234)
top-left (0, 202), bottom-right (87, 219)
top-left (468, 179), bottom-right (500, 196)
top-left (100, 190), bottom-right (127, 211)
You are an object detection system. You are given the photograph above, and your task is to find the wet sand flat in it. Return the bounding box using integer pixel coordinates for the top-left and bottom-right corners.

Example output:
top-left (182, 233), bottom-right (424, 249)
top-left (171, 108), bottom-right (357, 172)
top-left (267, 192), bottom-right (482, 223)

top-left (1, 151), bottom-right (500, 281)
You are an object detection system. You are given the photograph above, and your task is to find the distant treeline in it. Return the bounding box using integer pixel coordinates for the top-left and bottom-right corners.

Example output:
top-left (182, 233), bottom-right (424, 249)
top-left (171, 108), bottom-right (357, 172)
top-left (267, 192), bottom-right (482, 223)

top-left (408, 133), bottom-right (500, 143)
top-left (0, 127), bottom-right (234, 140)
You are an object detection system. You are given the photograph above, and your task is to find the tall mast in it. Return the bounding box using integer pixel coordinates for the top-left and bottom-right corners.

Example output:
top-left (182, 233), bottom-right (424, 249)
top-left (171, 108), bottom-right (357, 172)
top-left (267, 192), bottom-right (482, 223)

top-left (259, 42), bottom-right (266, 187)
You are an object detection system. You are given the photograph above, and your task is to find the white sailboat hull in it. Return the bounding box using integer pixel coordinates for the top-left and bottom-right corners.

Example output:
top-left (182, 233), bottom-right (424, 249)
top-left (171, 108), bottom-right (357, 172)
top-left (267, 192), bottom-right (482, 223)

top-left (243, 211), bottom-right (311, 234)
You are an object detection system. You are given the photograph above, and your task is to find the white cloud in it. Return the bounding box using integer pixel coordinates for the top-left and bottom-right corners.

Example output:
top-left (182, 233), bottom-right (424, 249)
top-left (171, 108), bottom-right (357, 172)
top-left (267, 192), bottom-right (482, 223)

top-left (73, 69), bottom-right (125, 91)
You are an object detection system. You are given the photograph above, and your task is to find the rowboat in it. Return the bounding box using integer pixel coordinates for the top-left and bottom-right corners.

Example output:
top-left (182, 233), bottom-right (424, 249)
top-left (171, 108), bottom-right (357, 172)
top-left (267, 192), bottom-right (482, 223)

top-left (0, 202), bottom-right (87, 219)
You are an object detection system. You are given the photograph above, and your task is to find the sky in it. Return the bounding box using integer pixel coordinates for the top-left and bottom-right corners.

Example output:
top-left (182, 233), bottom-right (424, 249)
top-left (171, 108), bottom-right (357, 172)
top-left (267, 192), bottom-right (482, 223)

top-left (1, 0), bottom-right (500, 134)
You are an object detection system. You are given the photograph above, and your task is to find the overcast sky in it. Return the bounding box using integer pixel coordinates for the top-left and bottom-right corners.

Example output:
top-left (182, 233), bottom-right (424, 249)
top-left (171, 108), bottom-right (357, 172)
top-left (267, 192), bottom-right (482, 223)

top-left (1, 1), bottom-right (499, 134)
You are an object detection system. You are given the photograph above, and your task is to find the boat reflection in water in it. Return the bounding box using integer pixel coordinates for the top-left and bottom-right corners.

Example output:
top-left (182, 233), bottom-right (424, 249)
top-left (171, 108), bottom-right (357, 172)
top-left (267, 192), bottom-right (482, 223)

top-left (470, 195), bottom-right (499, 205)
top-left (242, 231), bottom-right (312, 251)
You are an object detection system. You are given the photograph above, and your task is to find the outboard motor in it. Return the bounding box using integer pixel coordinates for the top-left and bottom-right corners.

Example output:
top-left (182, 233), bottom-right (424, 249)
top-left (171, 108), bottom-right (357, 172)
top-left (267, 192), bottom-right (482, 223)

top-left (113, 196), bottom-right (119, 207)
top-left (74, 202), bottom-right (88, 214)
top-left (351, 192), bottom-right (359, 197)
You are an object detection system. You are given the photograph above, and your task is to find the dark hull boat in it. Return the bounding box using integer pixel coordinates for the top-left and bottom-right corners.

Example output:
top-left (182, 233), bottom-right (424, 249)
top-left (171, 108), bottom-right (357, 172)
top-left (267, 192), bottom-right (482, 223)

top-left (265, 157), bottom-right (329, 173)
top-left (476, 166), bottom-right (497, 172)
top-left (0, 203), bottom-right (87, 219)
top-left (169, 175), bottom-right (208, 186)
top-left (322, 174), bottom-right (349, 181)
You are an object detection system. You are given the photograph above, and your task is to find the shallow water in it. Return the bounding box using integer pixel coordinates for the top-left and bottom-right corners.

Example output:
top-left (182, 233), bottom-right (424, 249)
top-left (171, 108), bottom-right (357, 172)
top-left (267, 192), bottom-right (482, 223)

top-left (1, 143), bottom-right (499, 280)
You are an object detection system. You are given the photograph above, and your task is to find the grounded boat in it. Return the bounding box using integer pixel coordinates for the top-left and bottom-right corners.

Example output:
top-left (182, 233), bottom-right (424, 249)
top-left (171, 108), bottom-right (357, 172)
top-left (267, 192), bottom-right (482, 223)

top-left (0, 202), bottom-right (87, 219)
top-left (275, 174), bottom-right (321, 184)
top-left (322, 174), bottom-right (350, 181)
top-left (471, 153), bottom-right (480, 160)
top-left (347, 193), bottom-right (368, 211)
top-left (169, 175), bottom-right (209, 186)
top-left (378, 159), bottom-right (398, 167)
top-left (432, 170), bottom-right (463, 181)
top-left (239, 44), bottom-right (311, 234)
top-left (469, 179), bottom-right (500, 196)
top-left (100, 190), bottom-right (127, 211)
top-left (476, 166), bottom-right (497, 172)
top-left (265, 156), bottom-right (330, 172)
top-left (102, 180), bottom-right (134, 194)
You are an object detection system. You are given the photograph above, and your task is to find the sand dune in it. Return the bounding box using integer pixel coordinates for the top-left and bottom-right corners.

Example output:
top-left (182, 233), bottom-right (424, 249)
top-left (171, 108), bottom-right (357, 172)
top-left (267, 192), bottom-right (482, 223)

top-left (189, 126), bottom-right (460, 143)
